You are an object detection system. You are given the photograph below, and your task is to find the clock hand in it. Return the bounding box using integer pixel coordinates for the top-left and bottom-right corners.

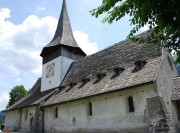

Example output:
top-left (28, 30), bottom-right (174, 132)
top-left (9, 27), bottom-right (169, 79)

top-left (49, 67), bottom-right (53, 73)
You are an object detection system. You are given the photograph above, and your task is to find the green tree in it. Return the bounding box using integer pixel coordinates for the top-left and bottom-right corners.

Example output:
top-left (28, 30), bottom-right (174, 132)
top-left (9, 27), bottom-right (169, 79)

top-left (7, 85), bottom-right (28, 107)
top-left (91, 0), bottom-right (180, 63)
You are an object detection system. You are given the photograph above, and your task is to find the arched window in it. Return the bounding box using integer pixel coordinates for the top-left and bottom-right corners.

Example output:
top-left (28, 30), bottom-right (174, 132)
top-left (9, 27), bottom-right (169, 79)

top-left (128, 96), bottom-right (134, 112)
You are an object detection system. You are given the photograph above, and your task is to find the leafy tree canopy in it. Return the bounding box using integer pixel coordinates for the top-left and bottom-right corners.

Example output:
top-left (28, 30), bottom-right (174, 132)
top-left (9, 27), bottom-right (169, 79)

top-left (7, 85), bottom-right (28, 107)
top-left (91, 0), bottom-right (180, 63)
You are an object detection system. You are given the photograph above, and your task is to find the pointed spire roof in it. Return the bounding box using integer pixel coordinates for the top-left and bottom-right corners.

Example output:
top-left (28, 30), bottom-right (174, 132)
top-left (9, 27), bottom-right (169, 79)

top-left (40, 0), bottom-right (85, 56)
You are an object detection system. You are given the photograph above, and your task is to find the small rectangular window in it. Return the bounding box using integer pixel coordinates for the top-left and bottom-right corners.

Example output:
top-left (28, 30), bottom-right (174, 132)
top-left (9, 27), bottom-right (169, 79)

top-left (176, 101), bottom-right (180, 120)
top-left (87, 102), bottom-right (92, 116)
top-left (128, 96), bottom-right (135, 112)
top-left (54, 107), bottom-right (58, 118)
top-left (25, 109), bottom-right (28, 120)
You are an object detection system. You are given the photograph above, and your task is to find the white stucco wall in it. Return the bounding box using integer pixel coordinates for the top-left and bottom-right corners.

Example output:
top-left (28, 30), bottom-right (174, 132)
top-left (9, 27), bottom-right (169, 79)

top-left (44, 83), bottom-right (158, 133)
top-left (20, 106), bottom-right (36, 132)
top-left (41, 56), bottom-right (73, 92)
top-left (4, 110), bottom-right (21, 131)
top-left (4, 106), bottom-right (36, 132)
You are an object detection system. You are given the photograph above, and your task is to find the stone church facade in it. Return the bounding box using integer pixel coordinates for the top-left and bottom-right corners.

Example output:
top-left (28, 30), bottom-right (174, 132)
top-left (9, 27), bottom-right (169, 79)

top-left (4, 0), bottom-right (180, 133)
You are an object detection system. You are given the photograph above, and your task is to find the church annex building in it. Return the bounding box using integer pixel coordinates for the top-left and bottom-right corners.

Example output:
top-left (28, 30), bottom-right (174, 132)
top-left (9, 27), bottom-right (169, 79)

top-left (4, 0), bottom-right (180, 133)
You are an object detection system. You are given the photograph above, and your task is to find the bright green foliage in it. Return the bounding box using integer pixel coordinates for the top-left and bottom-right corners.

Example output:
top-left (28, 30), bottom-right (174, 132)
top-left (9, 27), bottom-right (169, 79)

top-left (91, 0), bottom-right (180, 63)
top-left (7, 85), bottom-right (28, 107)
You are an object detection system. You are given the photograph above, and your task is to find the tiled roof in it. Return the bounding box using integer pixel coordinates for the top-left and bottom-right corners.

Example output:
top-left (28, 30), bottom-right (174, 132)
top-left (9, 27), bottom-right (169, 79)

top-left (172, 77), bottom-right (180, 100)
top-left (42, 38), bottom-right (162, 106)
top-left (5, 78), bottom-right (57, 111)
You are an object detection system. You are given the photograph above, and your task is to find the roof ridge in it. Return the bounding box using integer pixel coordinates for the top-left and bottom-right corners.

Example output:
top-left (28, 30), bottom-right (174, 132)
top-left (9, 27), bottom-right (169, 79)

top-left (73, 39), bottom-right (129, 63)
top-left (73, 30), bottom-right (151, 64)
top-left (29, 78), bottom-right (41, 94)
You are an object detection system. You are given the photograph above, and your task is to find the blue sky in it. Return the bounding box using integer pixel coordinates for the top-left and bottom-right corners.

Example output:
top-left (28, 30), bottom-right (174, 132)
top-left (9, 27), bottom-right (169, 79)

top-left (0, 0), bottom-right (148, 111)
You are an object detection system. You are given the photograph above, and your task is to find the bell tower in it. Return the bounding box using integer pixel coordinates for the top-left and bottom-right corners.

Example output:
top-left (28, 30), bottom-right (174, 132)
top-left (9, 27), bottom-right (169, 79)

top-left (40, 0), bottom-right (86, 92)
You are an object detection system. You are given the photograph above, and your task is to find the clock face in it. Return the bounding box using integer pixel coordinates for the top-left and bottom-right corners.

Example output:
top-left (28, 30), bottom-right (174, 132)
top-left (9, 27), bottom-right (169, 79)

top-left (46, 63), bottom-right (55, 78)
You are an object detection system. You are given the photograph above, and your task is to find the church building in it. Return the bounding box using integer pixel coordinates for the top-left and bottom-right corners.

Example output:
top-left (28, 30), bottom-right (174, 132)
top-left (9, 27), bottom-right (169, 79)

top-left (4, 0), bottom-right (180, 133)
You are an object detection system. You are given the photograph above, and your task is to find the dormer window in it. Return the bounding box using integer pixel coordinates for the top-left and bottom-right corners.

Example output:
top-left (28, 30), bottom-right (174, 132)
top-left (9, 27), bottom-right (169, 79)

top-left (69, 82), bottom-right (77, 88)
top-left (65, 82), bottom-right (77, 92)
top-left (97, 73), bottom-right (106, 80)
top-left (132, 60), bottom-right (147, 73)
top-left (82, 78), bottom-right (90, 84)
top-left (94, 73), bottom-right (106, 84)
top-left (111, 67), bottom-right (125, 79)
top-left (79, 78), bottom-right (90, 88)
top-left (59, 85), bottom-right (65, 91)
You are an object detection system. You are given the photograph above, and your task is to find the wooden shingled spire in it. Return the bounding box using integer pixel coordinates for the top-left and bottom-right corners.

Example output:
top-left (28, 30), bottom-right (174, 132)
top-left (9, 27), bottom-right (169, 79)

top-left (40, 0), bottom-right (86, 57)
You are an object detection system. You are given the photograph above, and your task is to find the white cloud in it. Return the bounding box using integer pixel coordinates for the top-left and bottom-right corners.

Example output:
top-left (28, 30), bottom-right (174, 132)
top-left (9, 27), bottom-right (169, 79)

top-left (15, 78), bottom-right (21, 83)
top-left (0, 8), bottom-right (57, 110)
top-left (0, 8), bottom-right (10, 21)
top-left (0, 7), bottom-right (99, 110)
top-left (73, 30), bottom-right (98, 55)
top-left (0, 91), bottom-right (9, 111)
top-left (0, 9), bottom-right (57, 76)
top-left (0, 8), bottom-right (98, 79)
top-left (35, 6), bottom-right (45, 14)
